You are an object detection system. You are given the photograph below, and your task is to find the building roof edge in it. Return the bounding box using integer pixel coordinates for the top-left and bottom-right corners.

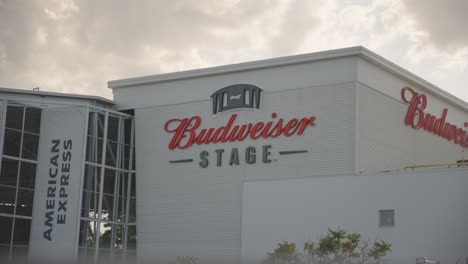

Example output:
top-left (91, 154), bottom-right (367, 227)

top-left (108, 46), bottom-right (363, 89)
top-left (0, 87), bottom-right (114, 106)
top-left (358, 48), bottom-right (468, 111)
top-left (108, 45), bottom-right (468, 111)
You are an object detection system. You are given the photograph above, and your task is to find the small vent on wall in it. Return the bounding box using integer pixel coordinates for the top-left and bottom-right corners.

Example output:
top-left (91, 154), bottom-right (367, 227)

top-left (379, 210), bottom-right (395, 227)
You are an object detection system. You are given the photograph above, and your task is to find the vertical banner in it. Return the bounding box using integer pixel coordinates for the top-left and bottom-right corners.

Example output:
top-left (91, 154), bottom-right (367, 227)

top-left (29, 107), bottom-right (87, 262)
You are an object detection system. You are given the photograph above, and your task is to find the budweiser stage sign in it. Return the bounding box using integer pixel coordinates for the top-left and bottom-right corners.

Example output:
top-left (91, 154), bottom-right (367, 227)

top-left (164, 113), bottom-right (316, 167)
top-left (401, 86), bottom-right (468, 148)
top-left (164, 113), bottom-right (316, 150)
top-left (163, 84), bottom-right (317, 168)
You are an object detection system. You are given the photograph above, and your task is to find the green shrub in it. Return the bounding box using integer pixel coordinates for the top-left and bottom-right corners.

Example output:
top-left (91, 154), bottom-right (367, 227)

top-left (263, 241), bottom-right (303, 264)
top-left (264, 228), bottom-right (391, 264)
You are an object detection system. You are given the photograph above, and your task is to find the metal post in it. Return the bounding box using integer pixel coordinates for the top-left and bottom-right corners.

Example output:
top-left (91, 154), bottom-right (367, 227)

top-left (95, 111), bottom-right (109, 262)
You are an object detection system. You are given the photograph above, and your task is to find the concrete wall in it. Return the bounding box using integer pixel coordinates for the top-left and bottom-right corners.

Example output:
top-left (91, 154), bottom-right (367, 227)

top-left (241, 168), bottom-right (468, 264)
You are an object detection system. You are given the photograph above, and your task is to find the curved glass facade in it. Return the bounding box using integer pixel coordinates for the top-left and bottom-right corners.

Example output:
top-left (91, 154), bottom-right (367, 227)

top-left (79, 110), bottom-right (136, 261)
top-left (0, 99), bottom-right (136, 263)
top-left (0, 103), bottom-right (41, 263)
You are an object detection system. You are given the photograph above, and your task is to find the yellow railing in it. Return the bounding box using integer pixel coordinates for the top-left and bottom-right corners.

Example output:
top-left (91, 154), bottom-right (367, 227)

top-left (403, 162), bottom-right (468, 170)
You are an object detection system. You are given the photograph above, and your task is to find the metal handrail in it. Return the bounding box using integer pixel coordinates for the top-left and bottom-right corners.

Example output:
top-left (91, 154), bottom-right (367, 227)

top-left (416, 257), bottom-right (440, 264)
top-left (403, 162), bottom-right (468, 170)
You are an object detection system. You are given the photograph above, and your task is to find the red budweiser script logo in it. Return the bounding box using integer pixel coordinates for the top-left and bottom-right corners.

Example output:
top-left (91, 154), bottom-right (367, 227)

top-left (164, 113), bottom-right (316, 150)
top-left (401, 86), bottom-right (468, 148)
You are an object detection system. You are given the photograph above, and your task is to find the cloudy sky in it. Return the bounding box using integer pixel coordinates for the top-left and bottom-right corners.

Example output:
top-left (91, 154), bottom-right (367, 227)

top-left (1, 0), bottom-right (467, 102)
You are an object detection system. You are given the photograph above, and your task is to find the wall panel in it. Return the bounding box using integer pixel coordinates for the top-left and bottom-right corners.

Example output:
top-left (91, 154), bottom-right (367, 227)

top-left (135, 82), bottom-right (356, 262)
top-left (357, 83), bottom-right (465, 173)
top-left (241, 168), bottom-right (468, 264)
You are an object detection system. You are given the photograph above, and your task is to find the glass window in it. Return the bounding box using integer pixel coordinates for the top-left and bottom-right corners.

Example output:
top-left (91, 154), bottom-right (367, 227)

top-left (5, 106), bottom-right (24, 130)
top-left (81, 111), bottom-right (135, 258)
top-left (12, 218), bottom-right (31, 246)
top-left (81, 191), bottom-right (99, 219)
top-left (107, 116), bottom-right (119, 142)
top-left (18, 162), bottom-right (36, 189)
top-left (21, 133), bottom-right (39, 160)
top-left (130, 174), bottom-right (136, 198)
top-left (3, 129), bottom-right (21, 157)
top-left (97, 113), bottom-right (105, 138)
top-left (128, 198), bottom-right (136, 223)
top-left (79, 220), bottom-right (97, 248)
top-left (86, 136), bottom-right (103, 164)
top-left (99, 223), bottom-right (113, 249)
top-left (0, 245), bottom-right (10, 263)
top-left (124, 118), bottom-right (132, 145)
top-left (24, 108), bottom-right (41, 134)
top-left (83, 165), bottom-right (101, 192)
top-left (10, 246), bottom-right (28, 263)
top-left (101, 194), bottom-right (114, 221)
top-left (103, 169), bottom-right (116, 195)
top-left (0, 186), bottom-right (16, 214)
top-left (87, 112), bottom-right (105, 138)
top-left (15, 189), bottom-right (34, 216)
top-left (126, 226), bottom-right (137, 250)
top-left (115, 195), bottom-right (126, 222)
top-left (0, 158), bottom-right (19, 187)
top-left (119, 172), bottom-right (128, 198)
top-left (87, 112), bottom-right (96, 137)
top-left (132, 147), bottom-right (135, 170)
top-left (123, 145), bottom-right (131, 170)
top-left (113, 224), bottom-right (124, 253)
top-left (105, 141), bottom-right (118, 167)
top-left (0, 216), bottom-right (13, 244)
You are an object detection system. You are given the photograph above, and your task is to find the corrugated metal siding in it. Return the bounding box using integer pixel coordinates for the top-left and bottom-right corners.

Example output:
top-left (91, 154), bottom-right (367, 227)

top-left (112, 56), bottom-right (357, 110)
top-left (135, 82), bottom-right (356, 261)
top-left (357, 83), bottom-right (465, 173)
top-left (135, 103), bottom-right (244, 262)
top-left (245, 82), bottom-right (356, 181)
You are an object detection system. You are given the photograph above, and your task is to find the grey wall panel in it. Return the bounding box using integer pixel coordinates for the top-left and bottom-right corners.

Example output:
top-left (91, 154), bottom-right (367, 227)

top-left (357, 84), bottom-right (465, 174)
top-left (244, 82), bottom-right (356, 181)
top-left (241, 168), bottom-right (468, 264)
top-left (113, 57), bottom-right (357, 110)
top-left (135, 82), bottom-right (356, 261)
top-left (135, 105), bottom-right (243, 262)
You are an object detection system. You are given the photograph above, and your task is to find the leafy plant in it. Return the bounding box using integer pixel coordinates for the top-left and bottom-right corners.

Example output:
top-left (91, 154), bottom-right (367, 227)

top-left (303, 228), bottom-right (391, 264)
top-left (264, 228), bottom-right (391, 264)
top-left (168, 256), bottom-right (198, 264)
top-left (263, 240), bottom-right (303, 264)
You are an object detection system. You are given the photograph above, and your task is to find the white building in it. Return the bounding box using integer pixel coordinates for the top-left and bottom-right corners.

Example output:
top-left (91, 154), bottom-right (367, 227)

top-left (0, 46), bottom-right (467, 263)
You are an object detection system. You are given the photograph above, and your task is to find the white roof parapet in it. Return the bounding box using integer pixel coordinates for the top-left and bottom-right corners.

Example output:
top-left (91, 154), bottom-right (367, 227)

top-left (0, 87), bottom-right (114, 106)
top-left (358, 48), bottom-right (468, 112)
top-left (108, 46), bottom-right (362, 89)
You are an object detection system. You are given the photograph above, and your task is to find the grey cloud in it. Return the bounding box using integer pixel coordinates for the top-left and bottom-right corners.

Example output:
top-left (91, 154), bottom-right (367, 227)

top-left (402, 0), bottom-right (468, 51)
top-left (0, 1), bottom-right (46, 67)
top-left (270, 0), bottom-right (320, 56)
top-left (2, 0), bottom-right (320, 97)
